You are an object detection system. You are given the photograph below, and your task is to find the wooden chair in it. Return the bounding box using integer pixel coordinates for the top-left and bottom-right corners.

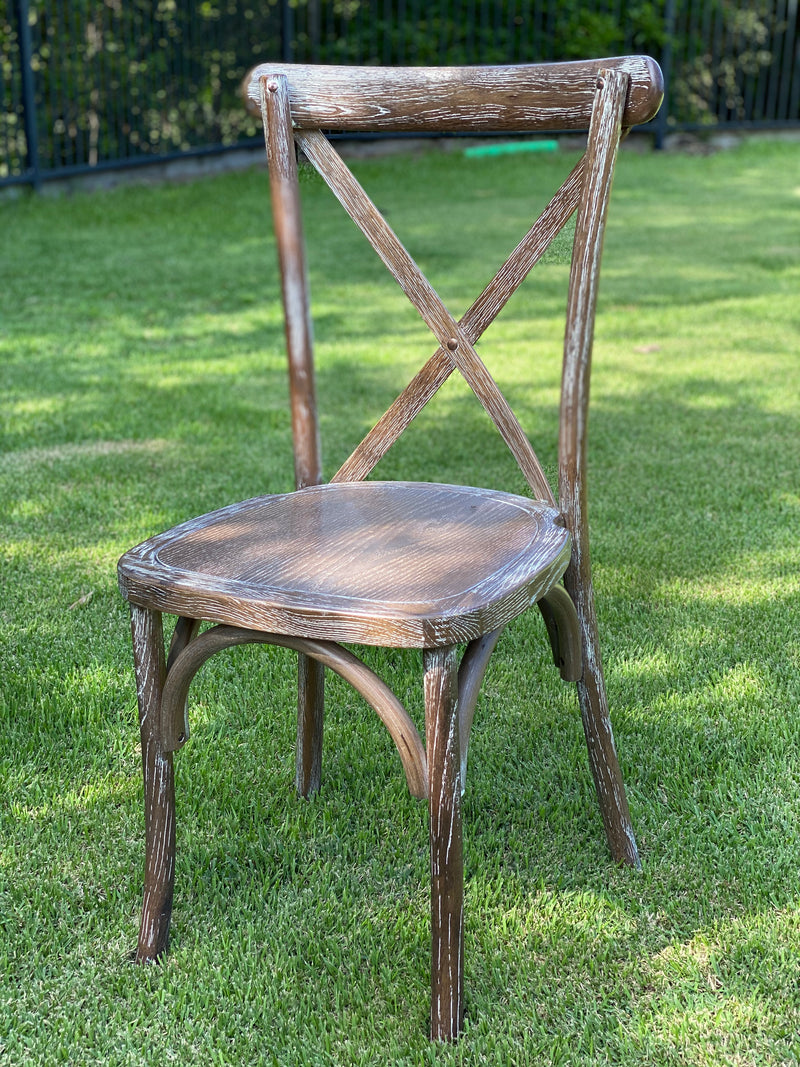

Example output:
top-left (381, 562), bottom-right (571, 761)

top-left (118, 57), bottom-right (662, 1041)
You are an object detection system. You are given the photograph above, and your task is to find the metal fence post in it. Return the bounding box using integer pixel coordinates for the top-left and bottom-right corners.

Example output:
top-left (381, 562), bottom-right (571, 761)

top-left (655, 0), bottom-right (676, 150)
top-left (281, 0), bottom-right (294, 64)
top-left (15, 0), bottom-right (41, 189)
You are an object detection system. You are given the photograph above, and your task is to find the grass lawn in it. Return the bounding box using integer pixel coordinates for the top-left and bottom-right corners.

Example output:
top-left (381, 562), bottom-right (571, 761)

top-left (1, 134), bottom-right (799, 1065)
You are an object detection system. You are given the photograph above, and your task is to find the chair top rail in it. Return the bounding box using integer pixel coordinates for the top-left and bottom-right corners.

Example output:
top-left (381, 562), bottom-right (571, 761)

top-left (244, 56), bottom-right (663, 133)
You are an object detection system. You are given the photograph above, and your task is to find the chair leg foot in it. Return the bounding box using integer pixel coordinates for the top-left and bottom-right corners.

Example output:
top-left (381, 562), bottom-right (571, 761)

top-left (577, 638), bottom-right (640, 869)
top-left (130, 605), bottom-right (176, 961)
top-left (424, 646), bottom-right (464, 1041)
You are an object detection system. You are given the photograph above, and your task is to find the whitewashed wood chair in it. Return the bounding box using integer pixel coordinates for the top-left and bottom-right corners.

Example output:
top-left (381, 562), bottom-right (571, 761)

top-left (118, 57), bottom-right (663, 1040)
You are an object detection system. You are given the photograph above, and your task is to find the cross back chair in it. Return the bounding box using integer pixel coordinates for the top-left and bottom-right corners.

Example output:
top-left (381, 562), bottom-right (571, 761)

top-left (118, 56), bottom-right (663, 1041)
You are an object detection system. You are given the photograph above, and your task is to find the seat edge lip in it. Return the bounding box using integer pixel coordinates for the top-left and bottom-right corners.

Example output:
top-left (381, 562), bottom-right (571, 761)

top-left (118, 537), bottom-right (571, 649)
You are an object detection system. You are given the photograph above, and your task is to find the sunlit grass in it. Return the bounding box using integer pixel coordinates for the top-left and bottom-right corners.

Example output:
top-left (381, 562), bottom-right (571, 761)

top-left (1, 137), bottom-right (799, 1064)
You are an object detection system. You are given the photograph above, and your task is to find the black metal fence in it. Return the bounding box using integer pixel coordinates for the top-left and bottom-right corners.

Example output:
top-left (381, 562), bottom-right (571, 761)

top-left (2, 1), bottom-right (799, 190)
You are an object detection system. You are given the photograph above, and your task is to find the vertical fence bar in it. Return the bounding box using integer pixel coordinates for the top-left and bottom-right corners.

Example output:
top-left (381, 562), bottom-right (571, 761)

top-left (47, 0), bottom-right (63, 168)
top-left (15, 0), bottom-right (40, 189)
top-left (757, 6), bottom-right (778, 121)
top-left (789, 0), bottom-right (800, 120)
top-left (779, 0), bottom-right (799, 118)
top-left (656, 0), bottom-right (676, 149)
top-left (281, 0), bottom-right (294, 63)
top-left (2, 0), bottom-right (800, 191)
top-left (0, 27), bottom-right (9, 175)
top-left (70, 2), bottom-right (86, 166)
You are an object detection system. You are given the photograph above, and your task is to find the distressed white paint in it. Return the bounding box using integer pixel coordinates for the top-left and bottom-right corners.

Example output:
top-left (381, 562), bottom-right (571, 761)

top-left (244, 57), bottom-right (663, 133)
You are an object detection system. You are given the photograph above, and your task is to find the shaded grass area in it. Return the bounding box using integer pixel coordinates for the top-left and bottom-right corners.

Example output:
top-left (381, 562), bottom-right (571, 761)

top-left (1, 138), bottom-right (799, 1064)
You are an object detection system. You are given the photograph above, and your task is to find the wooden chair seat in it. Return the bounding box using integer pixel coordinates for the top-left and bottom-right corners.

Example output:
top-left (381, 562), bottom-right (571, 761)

top-left (119, 481), bottom-right (571, 648)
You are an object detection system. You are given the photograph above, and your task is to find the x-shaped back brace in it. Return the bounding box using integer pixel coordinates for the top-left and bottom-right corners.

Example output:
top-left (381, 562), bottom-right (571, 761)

top-left (259, 70), bottom-right (630, 508)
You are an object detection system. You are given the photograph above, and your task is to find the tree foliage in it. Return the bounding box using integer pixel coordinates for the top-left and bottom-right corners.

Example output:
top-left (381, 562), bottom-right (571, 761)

top-left (1, 1), bottom-right (796, 180)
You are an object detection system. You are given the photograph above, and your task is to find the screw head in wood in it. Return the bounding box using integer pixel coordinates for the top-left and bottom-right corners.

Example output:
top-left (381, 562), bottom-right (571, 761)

top-left (446, 338), bottom-right (458, 351)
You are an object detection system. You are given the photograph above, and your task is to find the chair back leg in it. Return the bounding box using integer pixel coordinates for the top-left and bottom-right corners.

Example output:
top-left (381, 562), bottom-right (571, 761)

top-left (296, 653), bottom-right (324, 796)
top-left (563, 569), bottom-right (640, 868)
top-left (131, 605), bottom-right (177, 960)
top-left (558, 69), bottom-right (641, 870)
top-left (424, 645), bottom-right (464, 1040)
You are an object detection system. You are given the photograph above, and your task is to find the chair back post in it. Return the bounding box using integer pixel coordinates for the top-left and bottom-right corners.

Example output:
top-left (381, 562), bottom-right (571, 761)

top-left (261, 74), bottom-right (326, 799)
top-left (558, 68), bottom-right (628, 584)
top-left (260, 74), bottom-right (322, 491)
top-left (555, 69), bottom-right (643, 868)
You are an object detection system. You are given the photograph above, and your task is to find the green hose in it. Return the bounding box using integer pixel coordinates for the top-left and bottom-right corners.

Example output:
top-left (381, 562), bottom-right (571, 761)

top-left (463, 140), bottom-right (559, 158)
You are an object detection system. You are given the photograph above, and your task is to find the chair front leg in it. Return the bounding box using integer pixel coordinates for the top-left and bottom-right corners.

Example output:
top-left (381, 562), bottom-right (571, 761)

top-left (130, 604), bottom-right (176, 960)
top-left (424, 645), bottom-right (464, 1041)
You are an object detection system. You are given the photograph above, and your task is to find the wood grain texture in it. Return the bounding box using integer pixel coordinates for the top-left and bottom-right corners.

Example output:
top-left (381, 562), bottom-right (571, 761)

top-left (456, 628), bottom-right (504, 789)
top-left (166, 616), bottom-right (201, 671)
top-left (298, 129), bottom-right (554, 503)
top-left (163, 616), bottom-right (201, 746)
top-left (158, 625), bottom-right (428, 798)
top-left (118, 482), bottom-right (571, 649)
top-left (425, 646), bottom-right (464, 1041)
top-left (261, 76), bottom-right (321, 492)
top-left (558, 69), bottom-right (639, 868)
top-left (262, 75), bottom-right (328, 799)
top-left (332, 155), bottom-right (587, 486)
top-left (130, 605), bottom-right (175, 962)
top-left (537, 585), bottom-right (582, 682)
top-left (296, 652), bottom-right (324, 796)
top-left (244, 57), bottom-right (663, 132)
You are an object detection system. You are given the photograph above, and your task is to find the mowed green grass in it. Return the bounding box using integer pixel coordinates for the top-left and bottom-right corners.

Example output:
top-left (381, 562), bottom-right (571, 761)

top-left (1, 136), bottom-right (798, 1065)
